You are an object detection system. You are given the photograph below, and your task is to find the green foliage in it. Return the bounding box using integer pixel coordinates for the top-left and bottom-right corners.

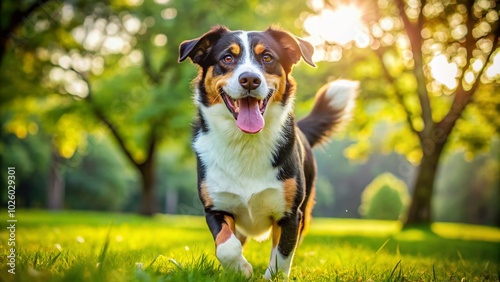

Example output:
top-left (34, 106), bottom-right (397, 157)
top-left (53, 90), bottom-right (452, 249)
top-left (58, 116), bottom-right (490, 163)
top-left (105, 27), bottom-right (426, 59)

top-left (359, 173), bottom-right (409, 220)
top-left (0, 210), bottom-right (498, 281)
top-left (64, 136), bottom-right (136, 211)
top-left (433, 143), bottom-right (500, 224)
top-left (314, 176), bottom-right (335, 215)
top-left (0, 116), bottom-right (51, 207)
top-left (155, 142), bottom-right (199, 215)
top-left (449, 84), bottom-right (500, 156)
top-left (313, 138), bottom-right (416, 219)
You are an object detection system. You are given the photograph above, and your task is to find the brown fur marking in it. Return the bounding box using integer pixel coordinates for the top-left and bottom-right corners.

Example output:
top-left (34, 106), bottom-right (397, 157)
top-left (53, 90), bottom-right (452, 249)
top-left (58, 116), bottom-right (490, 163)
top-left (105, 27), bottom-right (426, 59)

top-left (272, 221), bottom-right (281, 248)
top-left (215, 215), bottom-right (236, 246)
top-left (200, 181), bottom-right (213, 207)
top-left (283, 178), bottom-right (297, 211)
top-left (302, 185), bottom-right (316, 238)
top-left (224, 215), bottom-right (236, 232)
top-left (215, 223), bottom-right (232, 246)
top-left (265, 72), bottom-right (288, 103)
top-left (203, 66), bottom-right (232, 105)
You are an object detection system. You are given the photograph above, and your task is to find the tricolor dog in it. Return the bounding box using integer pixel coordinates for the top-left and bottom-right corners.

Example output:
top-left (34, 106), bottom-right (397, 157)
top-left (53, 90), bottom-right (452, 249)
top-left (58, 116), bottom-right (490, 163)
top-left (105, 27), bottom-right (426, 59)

top-left (179, 26), bottom-right (357, 279)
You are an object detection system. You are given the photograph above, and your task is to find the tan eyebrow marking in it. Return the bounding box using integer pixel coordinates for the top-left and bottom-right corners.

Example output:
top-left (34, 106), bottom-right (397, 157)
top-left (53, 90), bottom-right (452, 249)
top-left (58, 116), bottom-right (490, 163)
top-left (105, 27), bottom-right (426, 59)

top-left (229, 43), bottom-right (240, 55)
top-left (254, 43), bottom-right (266, 55)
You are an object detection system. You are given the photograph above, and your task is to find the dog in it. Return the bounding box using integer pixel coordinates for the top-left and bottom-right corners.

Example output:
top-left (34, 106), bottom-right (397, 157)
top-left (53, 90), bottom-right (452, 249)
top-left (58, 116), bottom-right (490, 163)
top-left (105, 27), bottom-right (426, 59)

top-left (178, 26), bottom-right (357, 279)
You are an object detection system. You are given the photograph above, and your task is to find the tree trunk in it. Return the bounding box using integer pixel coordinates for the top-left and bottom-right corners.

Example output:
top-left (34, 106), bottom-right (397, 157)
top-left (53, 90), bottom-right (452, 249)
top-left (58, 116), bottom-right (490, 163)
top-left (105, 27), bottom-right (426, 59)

top-left (47, 150), bottom-right (64, 210)
top-left (404, 141), bottom-right (445, 228)
top-left (138, 158), bottom-right (156, 216)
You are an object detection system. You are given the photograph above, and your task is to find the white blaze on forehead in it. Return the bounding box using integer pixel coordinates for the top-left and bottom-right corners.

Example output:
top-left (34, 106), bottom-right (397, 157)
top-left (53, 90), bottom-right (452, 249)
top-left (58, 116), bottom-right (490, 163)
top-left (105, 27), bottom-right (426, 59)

top-left (235, 32), bottom-right (262, 74)
top-left (223, 32), bottom-right (268, 99)
top-left (238, 32), bottom-right (251, 64)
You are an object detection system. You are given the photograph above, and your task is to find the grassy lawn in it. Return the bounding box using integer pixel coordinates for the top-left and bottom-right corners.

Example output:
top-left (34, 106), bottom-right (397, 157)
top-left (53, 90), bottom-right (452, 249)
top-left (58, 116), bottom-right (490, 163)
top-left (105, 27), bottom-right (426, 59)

top-left (1, 210), bottom-right (499, 281)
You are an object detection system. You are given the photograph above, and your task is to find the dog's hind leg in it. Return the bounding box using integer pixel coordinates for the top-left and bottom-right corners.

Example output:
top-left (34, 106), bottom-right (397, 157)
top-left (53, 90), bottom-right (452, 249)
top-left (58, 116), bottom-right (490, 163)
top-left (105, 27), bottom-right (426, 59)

top-left (205, 210), bottom-right (253, 277)
top-left (264, 212), bottom-right (301, 279)
top-left (298, 185), bottom-right (316, 244)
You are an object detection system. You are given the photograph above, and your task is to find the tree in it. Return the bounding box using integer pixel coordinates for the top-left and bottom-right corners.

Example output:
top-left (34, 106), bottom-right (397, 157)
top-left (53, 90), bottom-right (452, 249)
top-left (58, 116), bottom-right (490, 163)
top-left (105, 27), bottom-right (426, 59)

top-left (303, 0), bottom-right (499, 227)
top-left (380, 0), bottom-right (498, 227)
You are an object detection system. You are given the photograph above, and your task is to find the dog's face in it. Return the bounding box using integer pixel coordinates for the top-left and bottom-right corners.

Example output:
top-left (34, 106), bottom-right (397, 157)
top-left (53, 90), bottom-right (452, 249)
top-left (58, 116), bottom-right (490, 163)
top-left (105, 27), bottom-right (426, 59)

top-left (179, 26), bottom-right (315, 134)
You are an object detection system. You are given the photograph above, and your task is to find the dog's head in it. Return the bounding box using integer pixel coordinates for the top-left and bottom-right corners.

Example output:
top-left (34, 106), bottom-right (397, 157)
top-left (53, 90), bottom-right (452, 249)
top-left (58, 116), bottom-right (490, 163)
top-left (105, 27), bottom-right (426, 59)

top-left (179, 26), bottom-right (315, 134)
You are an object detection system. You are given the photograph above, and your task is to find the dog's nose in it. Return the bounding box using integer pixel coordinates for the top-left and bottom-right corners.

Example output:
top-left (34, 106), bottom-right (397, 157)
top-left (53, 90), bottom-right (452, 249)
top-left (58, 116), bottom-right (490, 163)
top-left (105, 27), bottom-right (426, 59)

top-left (239, 72), bottom-right (261, 91)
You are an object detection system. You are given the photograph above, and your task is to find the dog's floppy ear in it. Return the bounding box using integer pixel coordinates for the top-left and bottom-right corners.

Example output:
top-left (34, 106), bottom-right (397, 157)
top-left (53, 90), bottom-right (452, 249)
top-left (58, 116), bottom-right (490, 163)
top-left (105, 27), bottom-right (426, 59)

top-left (266, 27), bottom-right (316, 68)
top-left (179, 25), bottom-right (229, 65)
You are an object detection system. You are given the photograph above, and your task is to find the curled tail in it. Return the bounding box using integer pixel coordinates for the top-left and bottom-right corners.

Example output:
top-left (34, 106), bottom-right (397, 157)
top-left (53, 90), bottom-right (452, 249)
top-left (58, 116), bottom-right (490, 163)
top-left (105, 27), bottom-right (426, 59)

top-left (297, 80), bottom-right (358, 147)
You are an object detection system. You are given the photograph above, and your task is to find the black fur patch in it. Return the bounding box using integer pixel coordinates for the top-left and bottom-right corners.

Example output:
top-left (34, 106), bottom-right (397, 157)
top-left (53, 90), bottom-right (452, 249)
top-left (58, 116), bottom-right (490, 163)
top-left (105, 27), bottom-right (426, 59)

top-left (273, 115), bottom-right (297, 179)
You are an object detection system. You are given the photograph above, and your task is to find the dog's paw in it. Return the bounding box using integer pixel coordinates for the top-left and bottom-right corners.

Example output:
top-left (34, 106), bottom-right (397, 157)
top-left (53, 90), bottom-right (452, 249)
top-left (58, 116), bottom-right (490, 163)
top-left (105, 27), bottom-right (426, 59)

top-left (223, 254), bottom-right (253, 278)
top-left (224, 254), bottom-right (253, 278)
top-left (239, 259), bottom-right (253, 278)
top-left (216, 234), bottom-right (253, 277)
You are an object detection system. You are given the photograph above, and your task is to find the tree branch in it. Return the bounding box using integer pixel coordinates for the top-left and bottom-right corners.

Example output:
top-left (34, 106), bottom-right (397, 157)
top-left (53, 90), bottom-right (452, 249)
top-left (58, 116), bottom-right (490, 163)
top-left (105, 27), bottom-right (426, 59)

top-left (375, 47), bottom-right (421, 138)
top-left (143, 51), bottom-right (161, 84)
top-left (417, 0), bottom-right (426, 31)
top-left (395, 0), bottom-right (434, 133)
top-left (158, 59), bottom-right (173, 78)
top-left (457, 0), bottom-right (478, 85)
top-left (1, 0), bottom-right (51, 36)
top-left (138, 122), bottom-right (158, 171)
top-left (70, 67), bottom-right (141, 169)
top-left (438, 32), bottom-right (499, 136)
top-left (0, 0), bottom-right (51, 64)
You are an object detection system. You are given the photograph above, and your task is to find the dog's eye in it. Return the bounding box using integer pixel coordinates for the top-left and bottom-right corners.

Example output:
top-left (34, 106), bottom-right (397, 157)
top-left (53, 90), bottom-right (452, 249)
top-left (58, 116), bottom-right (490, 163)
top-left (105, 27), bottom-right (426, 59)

top-left (222, 55), bottom-right (234, 64)
top-left (262, 54), bottom-right (273, 63)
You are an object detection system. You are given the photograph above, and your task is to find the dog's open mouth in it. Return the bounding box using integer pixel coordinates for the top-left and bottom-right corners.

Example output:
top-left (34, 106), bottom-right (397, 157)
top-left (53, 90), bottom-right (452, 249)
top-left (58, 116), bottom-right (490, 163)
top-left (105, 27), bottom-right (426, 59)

top-left (221, 90), bottom-right (273, 134)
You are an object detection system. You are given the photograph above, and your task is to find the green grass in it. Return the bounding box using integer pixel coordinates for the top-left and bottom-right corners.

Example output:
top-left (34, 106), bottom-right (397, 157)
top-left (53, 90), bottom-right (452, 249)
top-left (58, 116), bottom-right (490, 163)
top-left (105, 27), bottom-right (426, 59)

top-left (1, 210), bottom-right (499, 281)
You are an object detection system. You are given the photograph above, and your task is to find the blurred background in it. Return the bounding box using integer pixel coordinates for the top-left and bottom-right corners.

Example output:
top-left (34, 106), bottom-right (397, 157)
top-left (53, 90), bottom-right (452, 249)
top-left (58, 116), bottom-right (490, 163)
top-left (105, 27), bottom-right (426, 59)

top-left (1, 0), bottom-right (498, 227)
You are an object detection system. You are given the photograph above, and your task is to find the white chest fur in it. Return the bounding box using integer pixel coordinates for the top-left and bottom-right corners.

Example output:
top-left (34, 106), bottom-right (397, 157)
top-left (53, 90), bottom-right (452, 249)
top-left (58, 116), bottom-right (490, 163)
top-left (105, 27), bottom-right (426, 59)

top-left (194, 102), bottom-right (292, 238)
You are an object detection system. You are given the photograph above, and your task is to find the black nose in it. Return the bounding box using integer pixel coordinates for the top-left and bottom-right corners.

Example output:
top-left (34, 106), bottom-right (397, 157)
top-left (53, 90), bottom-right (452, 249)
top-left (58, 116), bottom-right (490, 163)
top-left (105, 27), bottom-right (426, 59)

top-left (239, 72), bottom-right (261, 91)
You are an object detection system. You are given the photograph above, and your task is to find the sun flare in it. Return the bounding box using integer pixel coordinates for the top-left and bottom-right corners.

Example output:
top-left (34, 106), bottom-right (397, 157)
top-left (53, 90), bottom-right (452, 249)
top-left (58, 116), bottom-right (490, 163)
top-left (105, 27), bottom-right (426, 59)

top-left (303, 4), bottom-right (370, 62)
top-left (304, 5), bottom-right (366, 46)
top-left (429, 54), bottom-right (459, 89)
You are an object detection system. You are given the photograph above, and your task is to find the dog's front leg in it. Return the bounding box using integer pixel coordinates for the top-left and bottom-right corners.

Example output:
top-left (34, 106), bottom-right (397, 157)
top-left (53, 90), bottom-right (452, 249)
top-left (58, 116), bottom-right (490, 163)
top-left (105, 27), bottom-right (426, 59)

top-left (264, 211), bottom-right (301, 279)
top-left (205, 210), bottom-right (253, 277)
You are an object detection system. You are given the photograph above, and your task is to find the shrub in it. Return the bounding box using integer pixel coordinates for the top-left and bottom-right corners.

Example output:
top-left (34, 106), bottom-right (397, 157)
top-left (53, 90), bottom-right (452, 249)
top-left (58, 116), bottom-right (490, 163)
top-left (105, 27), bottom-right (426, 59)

top-left (359, 173), bottom-right (409, 220)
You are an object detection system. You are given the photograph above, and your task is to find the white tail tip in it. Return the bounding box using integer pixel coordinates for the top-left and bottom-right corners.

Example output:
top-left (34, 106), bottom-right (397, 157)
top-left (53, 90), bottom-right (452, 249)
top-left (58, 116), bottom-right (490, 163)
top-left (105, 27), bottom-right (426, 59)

top-left (325, 80), bottom-right (359, 111)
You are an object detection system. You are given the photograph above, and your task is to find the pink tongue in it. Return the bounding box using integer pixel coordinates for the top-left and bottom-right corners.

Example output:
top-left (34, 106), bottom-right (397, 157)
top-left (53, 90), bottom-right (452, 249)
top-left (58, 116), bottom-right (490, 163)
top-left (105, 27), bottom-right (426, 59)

top-left (236, 97), bottom-right (264, 134)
